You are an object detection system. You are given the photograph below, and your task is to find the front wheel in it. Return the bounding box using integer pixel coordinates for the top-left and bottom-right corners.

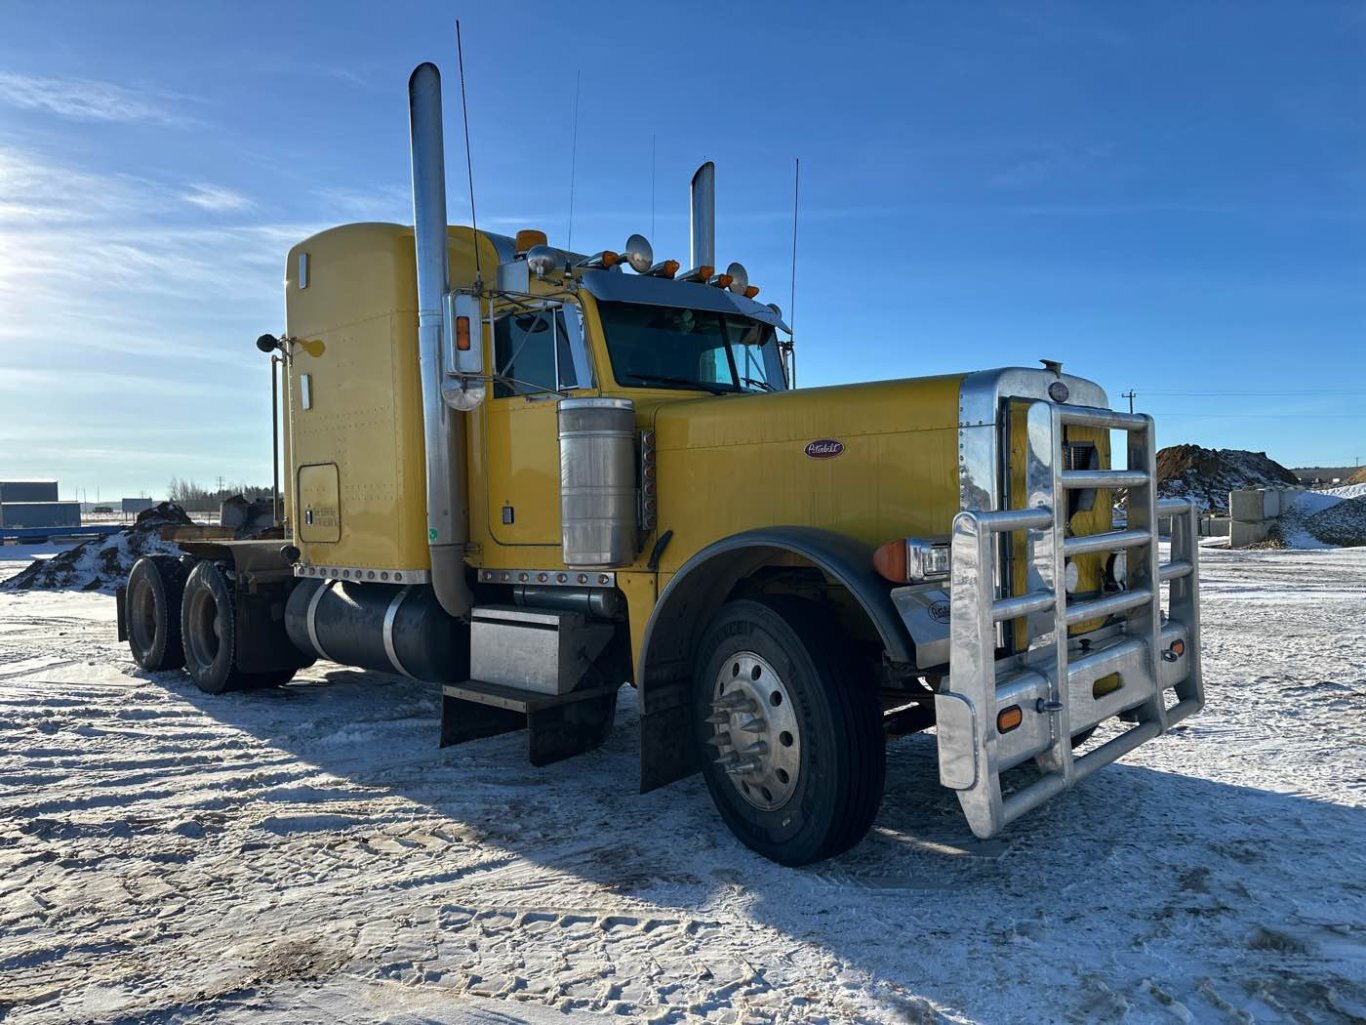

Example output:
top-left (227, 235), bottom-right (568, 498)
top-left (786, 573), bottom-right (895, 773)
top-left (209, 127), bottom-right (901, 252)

top-left (692, 597), bottom-right (885, 865)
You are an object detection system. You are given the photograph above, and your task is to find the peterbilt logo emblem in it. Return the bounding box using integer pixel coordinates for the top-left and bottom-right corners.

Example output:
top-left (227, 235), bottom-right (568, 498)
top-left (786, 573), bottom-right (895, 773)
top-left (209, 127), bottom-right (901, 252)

top-left (929, 600), bottom-right (951, 624)
top-left (804, 439), bottom-right (844, 459)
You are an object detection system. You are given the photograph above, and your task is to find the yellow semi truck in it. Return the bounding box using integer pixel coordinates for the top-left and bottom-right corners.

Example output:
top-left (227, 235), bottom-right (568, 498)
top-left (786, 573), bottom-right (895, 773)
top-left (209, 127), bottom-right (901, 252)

top-left (118, 63), bottom-right (1204, 865)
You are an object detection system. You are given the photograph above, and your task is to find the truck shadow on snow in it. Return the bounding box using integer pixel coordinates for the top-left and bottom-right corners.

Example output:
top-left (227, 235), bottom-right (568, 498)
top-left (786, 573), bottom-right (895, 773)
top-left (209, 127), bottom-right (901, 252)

top-left (141, 662), bottom-right (1366, 1020)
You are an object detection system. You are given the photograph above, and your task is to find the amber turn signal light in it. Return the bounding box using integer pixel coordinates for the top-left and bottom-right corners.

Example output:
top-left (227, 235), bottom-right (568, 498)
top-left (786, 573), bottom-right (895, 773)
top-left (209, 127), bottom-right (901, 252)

top-left (997, 705), bottom-right (1023, 733)
top-left (455, 315), bottom-right (471, 351)
top-left (872, 539), bottom-right (907, 583)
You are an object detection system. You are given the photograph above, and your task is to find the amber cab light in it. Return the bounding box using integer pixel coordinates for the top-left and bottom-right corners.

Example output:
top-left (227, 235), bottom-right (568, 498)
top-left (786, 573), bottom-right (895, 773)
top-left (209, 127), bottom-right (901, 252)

top-left (743, 285), bottom-right (761, 298)
top-left (455, 315), bottom-right (471, 351)
top-left (515, 228), bottom-right (548, 252)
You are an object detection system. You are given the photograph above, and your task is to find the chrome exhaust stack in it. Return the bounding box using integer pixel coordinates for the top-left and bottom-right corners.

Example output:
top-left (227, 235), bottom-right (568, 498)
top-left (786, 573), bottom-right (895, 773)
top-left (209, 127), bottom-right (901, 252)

top-left (408, 61), bottom-right (472, 619)
top-left (689, 161), bottom-right (716, 271)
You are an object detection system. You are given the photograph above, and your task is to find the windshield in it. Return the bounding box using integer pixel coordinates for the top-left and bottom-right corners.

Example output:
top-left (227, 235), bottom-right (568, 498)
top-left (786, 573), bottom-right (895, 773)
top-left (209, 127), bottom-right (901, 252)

top-left (597, 300), bottom-right (787, 394)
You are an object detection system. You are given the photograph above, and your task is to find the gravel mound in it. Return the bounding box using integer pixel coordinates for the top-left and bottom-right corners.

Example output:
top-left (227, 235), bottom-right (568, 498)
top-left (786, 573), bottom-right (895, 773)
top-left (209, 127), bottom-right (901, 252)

top-left (1304, 496), bottom-right (1366, 547)
top-left (1156, 445), bottom-right (1298, 513)
top-left (1, 502), bottom-right (191, 593)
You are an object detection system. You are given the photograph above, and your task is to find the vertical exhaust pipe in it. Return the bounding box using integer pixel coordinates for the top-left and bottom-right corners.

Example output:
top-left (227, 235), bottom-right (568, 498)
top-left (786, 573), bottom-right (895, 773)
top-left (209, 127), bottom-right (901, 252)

top-left (408, 62), bottom-right (472, 619)
top-left (689, 161), bottom-right (715, 271)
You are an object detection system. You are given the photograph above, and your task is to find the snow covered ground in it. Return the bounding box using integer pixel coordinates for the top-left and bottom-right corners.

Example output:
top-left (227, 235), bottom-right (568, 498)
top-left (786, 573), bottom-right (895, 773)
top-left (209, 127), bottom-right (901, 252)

top-left (2, 544), bottom-right (1364, 1024)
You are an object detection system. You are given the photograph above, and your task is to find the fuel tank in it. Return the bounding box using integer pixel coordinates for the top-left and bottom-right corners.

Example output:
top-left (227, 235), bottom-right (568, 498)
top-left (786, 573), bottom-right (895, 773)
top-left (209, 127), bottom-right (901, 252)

top-left (285, 577), bottom-right (470, 682)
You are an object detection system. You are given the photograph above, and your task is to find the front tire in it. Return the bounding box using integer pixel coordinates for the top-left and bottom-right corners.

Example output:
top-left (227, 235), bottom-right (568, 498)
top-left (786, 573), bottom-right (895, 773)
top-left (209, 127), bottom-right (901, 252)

top-left (693, 597), bottom-right (885, 865)
top-left (180, 561), bottom-right (246, 694)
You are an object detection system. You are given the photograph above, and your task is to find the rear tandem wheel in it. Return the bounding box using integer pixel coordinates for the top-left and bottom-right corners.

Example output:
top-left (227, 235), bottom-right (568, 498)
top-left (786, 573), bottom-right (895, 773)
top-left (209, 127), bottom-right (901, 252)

top-left (180, 560), bottom-right (296, 693)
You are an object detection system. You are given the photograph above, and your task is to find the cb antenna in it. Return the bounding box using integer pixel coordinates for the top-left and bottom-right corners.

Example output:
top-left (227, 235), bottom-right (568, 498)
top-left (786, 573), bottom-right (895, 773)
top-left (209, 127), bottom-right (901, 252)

top-left (567, 70), bottom-right (581, 252)
top-left (455, 20), bottom-right (482, 289)
top-left (786, 156), bottom-right (801, 386)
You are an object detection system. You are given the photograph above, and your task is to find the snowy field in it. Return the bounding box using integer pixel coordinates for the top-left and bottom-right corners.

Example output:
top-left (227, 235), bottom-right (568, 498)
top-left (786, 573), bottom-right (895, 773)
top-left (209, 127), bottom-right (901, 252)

top-left (2, 543), bottom-right (1364, 1024)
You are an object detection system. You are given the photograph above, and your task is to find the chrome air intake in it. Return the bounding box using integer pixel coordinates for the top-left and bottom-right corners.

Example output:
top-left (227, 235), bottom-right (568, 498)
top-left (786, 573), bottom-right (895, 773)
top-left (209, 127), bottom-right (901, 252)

top-left (558, 398), bottom-right (637, 568)
top-left (408, 62), bottom-right (472, 618)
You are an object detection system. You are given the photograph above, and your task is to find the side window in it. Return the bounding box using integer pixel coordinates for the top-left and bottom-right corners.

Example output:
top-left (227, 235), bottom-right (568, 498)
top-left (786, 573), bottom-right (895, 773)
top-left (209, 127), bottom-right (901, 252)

top-left (493, 309), bottom-right (576, 398)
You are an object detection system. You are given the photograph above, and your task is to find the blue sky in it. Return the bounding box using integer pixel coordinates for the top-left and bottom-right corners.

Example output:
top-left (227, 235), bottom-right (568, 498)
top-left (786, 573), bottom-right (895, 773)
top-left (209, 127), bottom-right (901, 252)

top-left (1, 1), bottom-right (1363, 500)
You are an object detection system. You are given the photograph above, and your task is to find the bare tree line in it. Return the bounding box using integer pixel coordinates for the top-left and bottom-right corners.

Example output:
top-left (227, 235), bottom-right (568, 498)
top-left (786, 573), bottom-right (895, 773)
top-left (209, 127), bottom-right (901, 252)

top-left (166, 477), bottom-right (273, 513)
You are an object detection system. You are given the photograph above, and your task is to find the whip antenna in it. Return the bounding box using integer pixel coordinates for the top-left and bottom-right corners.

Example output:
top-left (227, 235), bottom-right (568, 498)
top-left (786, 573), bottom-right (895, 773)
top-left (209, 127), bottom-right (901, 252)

top-left (650, 134), bottom-right (657, 238)
top-left (567, 70), bottom-right (581, 252)
top-left (787, 156), bottom-right (800, 386)
top-left (455, 20), bottom-right (482, 289)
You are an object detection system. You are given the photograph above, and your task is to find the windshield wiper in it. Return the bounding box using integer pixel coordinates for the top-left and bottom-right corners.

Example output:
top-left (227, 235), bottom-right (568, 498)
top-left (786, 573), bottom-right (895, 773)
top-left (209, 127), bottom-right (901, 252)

top-left (740, 376), bottom-right (776, 392)
top-left (619, 370), bottom-right (729, 395)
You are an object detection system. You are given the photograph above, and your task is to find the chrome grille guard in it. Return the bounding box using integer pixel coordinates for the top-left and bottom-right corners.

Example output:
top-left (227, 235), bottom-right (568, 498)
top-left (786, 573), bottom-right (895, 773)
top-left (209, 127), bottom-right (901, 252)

top-left (935, 401), bottom-right (1204, 838)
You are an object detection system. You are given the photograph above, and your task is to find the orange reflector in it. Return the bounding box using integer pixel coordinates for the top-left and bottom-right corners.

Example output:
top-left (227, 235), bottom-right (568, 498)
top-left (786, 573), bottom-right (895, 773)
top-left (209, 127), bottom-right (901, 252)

top-left (997, 705), bottom-right (1023, 733)
top-left (455, 316), bottom-right (471, 351)
top-left (872, 539), bottom-right (907, 582)
top-left (1170, 639), bottom-right (1185, 657)
top-left (515, 228), bottom-right (548, 251)
top-left (743, 285), bottom-right (760, 298)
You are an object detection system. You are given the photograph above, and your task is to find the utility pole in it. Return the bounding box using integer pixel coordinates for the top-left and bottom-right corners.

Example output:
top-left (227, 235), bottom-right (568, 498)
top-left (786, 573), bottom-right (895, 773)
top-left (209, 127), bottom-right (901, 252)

top-left (1122, 390), bottom-right (1137, 414)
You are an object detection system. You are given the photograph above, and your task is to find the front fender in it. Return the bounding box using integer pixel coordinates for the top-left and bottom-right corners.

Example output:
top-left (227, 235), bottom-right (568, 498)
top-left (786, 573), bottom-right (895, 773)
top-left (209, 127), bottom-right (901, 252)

top-left (637, 526), bottom-right (914, 791)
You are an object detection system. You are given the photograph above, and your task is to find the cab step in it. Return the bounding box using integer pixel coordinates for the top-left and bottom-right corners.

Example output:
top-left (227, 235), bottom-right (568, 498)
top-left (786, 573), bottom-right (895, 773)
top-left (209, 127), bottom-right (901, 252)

top-left (439, 678), bottom-right (620, 766)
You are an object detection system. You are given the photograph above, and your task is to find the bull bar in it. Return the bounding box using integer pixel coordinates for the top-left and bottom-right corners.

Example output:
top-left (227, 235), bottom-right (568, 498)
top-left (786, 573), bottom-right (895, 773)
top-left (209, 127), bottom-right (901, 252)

top-left (935, 401), bottom-right (1204, 838)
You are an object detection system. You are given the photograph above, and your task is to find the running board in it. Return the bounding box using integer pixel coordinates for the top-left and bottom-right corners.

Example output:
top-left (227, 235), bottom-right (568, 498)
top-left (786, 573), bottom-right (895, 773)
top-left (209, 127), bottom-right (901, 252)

top-left (439, 679), bottom-right (620, 766)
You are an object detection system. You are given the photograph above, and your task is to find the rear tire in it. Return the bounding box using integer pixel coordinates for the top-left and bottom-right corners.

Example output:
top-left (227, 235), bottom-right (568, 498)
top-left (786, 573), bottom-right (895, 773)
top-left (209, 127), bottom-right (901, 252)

top-left (692, 597), bottom-right (885, 865)
top-left (180, 561), bottom-right (246, 694)
top-left (125, 556), bottom-right (186, 671)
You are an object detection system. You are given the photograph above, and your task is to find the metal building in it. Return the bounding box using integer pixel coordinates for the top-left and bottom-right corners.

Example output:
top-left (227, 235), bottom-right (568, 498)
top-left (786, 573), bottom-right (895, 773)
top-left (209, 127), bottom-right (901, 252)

top-left (0, 480), bottom-right (59, 503)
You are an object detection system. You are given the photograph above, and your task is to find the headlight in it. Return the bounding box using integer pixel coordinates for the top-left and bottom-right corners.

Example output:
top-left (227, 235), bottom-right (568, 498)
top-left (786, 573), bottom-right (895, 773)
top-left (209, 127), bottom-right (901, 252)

top-left (873, 537), bottom-right (951, 583)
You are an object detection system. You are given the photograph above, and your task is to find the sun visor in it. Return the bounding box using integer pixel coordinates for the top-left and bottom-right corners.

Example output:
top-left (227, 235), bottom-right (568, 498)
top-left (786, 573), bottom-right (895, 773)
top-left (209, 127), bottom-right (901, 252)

top-left (578, 270), bottom-right (791, 333)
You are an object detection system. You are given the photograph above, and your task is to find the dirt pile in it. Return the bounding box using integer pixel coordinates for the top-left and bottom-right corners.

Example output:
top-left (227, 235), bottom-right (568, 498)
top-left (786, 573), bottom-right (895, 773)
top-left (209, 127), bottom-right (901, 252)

top-left (1350, 466), bottom-right (1366, 485)
top-left (1303, 496), bottom-right (1366, 547)
top-left (1, 502), bottom-right (191, 593)
top-left (1156, 445), bottom-right (1298, 513)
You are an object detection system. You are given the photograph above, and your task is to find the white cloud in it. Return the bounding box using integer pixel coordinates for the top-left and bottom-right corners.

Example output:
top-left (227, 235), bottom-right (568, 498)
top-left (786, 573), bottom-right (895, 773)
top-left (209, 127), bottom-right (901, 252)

top-left (0, 71), bottom-right (182, 124)
top-left (180, 183), bottom-right (252, 212)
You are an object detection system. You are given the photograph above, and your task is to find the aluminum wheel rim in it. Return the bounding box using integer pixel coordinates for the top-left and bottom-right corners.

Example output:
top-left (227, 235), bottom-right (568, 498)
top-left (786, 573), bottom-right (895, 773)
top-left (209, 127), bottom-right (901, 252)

top-left (709, 651), bottom-right (801, 811)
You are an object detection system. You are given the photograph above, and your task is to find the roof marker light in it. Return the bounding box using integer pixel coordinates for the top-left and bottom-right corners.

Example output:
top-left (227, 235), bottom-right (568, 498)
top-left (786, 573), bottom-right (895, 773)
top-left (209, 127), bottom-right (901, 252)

top-left (515, 229), bottom-right (548, 252)
top-left (743, 285), bottom-right (761, 299)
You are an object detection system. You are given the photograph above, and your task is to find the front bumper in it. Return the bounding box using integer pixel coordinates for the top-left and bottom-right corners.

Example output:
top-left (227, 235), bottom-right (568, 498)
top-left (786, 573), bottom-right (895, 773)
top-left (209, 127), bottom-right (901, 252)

top-left (934, 401), bottom-right (1204, 838)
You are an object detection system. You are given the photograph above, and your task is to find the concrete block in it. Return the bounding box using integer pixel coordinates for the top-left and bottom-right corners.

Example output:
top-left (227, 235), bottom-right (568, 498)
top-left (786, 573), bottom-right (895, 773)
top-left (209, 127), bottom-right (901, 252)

top-left (1229, 489), bottom-right (1269, 522)
top-left (1230, 519), bottom-right (1271, 548)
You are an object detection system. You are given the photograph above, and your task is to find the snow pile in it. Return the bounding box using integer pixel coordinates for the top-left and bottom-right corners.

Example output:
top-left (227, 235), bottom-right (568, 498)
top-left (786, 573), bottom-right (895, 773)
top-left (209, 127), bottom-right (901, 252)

top-left (0, 502), bottom-right (189, 593)
top-left (1156, 445), bottom-right (1298, 513)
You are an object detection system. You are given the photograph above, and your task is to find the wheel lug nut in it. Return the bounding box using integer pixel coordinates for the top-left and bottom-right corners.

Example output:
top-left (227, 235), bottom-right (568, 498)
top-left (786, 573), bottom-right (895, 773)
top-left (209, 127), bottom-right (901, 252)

top-left (739, 717), bottom-right (765, 734)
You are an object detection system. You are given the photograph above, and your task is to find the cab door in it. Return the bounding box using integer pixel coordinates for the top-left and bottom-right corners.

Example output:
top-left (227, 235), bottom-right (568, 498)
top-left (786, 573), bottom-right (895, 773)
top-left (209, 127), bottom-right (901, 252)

top-left (483, 303), bottom-right (593, 548)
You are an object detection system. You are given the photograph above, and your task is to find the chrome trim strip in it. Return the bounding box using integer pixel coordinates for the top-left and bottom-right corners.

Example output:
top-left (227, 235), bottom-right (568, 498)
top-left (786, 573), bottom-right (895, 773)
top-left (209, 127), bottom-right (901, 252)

top-left (478, 567), bottom-right (616, 588)
top-left (382, 586), bottom-right (415, 679)
top-left (294, 565), bottom-right (430, 584)
top-left (306, 579), bottom-right (334, 663)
